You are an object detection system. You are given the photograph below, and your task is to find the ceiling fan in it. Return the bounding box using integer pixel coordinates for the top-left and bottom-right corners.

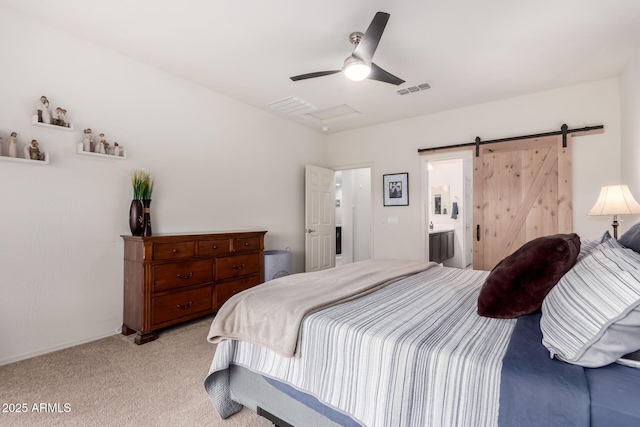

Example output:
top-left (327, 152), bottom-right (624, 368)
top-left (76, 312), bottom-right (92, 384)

top-left (290, 11), bottom-right (405, 85)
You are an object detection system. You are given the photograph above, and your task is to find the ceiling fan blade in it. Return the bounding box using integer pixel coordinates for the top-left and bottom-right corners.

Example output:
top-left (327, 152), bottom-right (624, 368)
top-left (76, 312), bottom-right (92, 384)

top-left (290, 70), bottom-right (341, 81)
top-left (352, 12), bottom-right (390, 64)
top-left (367, 63), bottom-right (405, 85)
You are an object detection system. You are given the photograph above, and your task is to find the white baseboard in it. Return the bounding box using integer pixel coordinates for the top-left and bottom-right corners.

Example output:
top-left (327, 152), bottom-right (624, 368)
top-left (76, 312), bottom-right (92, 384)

top-left (0, 330), bottom-right (120, 367)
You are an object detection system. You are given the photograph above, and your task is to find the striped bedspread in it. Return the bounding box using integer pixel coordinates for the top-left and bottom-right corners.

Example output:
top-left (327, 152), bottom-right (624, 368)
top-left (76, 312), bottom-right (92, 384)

top-left (205, 266), bottom-right (517, 427)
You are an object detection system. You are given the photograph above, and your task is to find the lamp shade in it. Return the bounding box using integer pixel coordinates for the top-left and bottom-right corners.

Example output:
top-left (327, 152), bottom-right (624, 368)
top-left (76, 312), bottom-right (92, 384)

top-left (588, 185), bottom-right (640, 216)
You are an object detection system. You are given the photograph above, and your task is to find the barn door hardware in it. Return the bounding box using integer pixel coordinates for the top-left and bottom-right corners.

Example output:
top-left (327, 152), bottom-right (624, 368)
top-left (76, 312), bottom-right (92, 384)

top-left (417, 124), bottom-right (603, 154)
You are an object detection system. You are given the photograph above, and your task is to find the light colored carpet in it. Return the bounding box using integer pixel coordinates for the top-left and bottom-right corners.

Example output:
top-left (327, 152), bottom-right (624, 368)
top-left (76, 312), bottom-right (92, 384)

top-left (0, 316), bottom-right (272, 427)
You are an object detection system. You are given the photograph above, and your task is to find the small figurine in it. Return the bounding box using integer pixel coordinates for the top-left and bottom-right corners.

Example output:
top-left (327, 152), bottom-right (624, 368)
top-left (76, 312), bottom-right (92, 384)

top-left (113, 142), bottom-right (120, 156)
top-left (96, 133), bottom-right (106, 154)
top-left (52, 107), bottom-right (61, 125)
top-left (26, 139), bottom-right (45, 161)
top-left (61, 108), bottom-right (69, 127)
top-left (8, 132), bottom-right (17, 158)
top-left (52, 107), bottom-right (69, 127)
top-left (53, 107), bottom-right (63, 126)
top-left (82, 128), bottom-right (92, 152)
top-left (0, 137), bottom-right (3, 156)
top-left (36, 96), bottom-right (51, 124)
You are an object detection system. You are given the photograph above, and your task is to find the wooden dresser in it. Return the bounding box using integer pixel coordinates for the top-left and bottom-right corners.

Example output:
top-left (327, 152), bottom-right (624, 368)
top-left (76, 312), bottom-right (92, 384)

top-left (121, 231), bottom-right (267, 344)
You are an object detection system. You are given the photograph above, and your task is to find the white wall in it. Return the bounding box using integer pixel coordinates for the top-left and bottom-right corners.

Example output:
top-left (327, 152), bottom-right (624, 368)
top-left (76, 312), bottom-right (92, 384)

top-left (327, 78), bottom-right (622, 261)
top-left (620, 41), bottom-right (640, 224)
top-left (0, 7), bottom-right (326, 365)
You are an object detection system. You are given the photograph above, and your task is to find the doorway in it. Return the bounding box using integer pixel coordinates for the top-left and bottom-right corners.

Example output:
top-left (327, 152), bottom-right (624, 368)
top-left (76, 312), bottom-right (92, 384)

top-left (422, 153), bottom-right (473, 268)
top-left (335, 168), bottom-right (372, 266)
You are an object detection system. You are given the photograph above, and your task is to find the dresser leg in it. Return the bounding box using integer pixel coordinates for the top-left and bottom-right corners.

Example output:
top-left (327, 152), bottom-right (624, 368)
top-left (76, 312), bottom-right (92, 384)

top-left (134, 332), bottom-right (158, 345)
top-left (121, 325), bottom-right (136, 336)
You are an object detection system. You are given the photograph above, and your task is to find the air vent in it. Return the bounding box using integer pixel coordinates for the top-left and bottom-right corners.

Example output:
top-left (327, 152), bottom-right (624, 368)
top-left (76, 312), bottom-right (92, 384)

top-left (306, 104), bottom-right (360, 122)
top-left (397, 82), bottom-right (431, 96)
top-left (266, 96), bottom-right (316, 115)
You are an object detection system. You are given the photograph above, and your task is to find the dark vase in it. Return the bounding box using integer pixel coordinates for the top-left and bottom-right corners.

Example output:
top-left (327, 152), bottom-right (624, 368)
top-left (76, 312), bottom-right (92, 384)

top-left (142, 199), bottom-right (152, 236)
top-left (129, 200), bottom-right (144, 236)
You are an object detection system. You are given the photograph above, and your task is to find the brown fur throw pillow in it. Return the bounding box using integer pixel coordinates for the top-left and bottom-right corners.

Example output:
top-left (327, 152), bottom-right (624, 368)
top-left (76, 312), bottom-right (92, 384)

top-left (477, 233), bottom-right (581, 319)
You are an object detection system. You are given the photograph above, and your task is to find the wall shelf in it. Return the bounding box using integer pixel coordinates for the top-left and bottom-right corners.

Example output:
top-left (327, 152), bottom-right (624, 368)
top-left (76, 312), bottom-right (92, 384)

top-left (76, 143), bottom-right (127, 160)
top-left (31, 115), bottom-right (74, 131)
top-left (0, 152), bottom-right (49, 165)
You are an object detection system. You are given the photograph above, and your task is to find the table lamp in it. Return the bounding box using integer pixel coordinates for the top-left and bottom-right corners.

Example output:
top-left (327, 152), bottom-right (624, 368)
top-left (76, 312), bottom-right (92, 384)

top-left (588, 185), bottom-right (640, 239)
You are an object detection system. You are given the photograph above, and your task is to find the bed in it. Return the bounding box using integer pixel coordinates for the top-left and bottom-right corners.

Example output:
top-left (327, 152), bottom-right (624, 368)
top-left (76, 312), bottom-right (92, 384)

top-left (204, 230), bottom-right (640, 427)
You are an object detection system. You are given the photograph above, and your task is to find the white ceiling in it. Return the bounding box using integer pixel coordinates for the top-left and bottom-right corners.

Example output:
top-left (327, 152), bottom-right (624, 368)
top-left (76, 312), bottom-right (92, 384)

top-left (3, 0), bottom-right (640, 134)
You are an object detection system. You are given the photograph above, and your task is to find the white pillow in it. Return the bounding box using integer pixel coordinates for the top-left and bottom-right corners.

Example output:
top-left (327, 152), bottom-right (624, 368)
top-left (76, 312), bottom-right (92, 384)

top-left (541, 243), bottom-right (640, 367)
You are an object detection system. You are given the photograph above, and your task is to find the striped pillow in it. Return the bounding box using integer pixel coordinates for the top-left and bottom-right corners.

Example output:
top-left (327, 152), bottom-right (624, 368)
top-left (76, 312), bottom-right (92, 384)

top-left (577, 231), bottom-right (612, 261)
top-left (541, 243), bottom-right (640, 367)
top-left (577, 238), bottom-right (599, 260)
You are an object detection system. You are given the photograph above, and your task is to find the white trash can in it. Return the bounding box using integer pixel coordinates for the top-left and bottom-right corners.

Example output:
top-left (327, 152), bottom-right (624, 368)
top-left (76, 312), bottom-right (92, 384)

top-left (264, 249), bottom-right (291, 282)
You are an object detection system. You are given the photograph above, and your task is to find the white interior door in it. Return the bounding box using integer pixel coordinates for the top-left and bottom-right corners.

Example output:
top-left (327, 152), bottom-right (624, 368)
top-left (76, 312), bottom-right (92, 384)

top-left (305, 165), bottom-right (336, 272)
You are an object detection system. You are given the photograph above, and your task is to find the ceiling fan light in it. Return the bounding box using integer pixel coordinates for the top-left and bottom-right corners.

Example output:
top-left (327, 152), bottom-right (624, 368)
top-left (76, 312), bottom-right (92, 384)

top-left (344, 61), bottom-right (371, 81)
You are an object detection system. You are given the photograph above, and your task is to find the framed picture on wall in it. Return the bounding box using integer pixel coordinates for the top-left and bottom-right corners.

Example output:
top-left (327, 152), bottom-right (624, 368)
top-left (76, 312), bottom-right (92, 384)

top-left (383, 172), bottom-right (409, 206)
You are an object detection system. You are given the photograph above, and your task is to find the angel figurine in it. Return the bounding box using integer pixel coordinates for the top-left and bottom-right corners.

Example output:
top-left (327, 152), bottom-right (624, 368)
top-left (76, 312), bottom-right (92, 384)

top-left (113, 142), bottom-right (120, 157)
top-left (8, 132), bottom-right (17, 158)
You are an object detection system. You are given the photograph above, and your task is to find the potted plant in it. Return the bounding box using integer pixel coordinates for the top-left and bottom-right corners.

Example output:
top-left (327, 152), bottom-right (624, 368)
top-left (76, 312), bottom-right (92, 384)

top-left (129, 168), bottom-right (154, 236)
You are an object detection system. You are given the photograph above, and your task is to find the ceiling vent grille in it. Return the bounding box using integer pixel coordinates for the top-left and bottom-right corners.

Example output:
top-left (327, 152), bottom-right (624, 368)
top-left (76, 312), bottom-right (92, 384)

top-left (266, 96), bottom-right (316, 115)
top-left (307, 104), bottom-right (360, 121)
top-left (397, 82), bottom-right (431, 96)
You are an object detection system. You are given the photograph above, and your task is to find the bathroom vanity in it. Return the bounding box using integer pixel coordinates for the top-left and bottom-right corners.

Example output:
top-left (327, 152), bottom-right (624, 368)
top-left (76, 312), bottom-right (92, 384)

top-left (428, 229), bottom-right (454, 264)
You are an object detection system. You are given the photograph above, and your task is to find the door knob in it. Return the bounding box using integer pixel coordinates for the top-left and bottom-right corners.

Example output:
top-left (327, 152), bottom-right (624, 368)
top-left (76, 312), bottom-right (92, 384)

top-left (305, 229), bottom-right (316, 234)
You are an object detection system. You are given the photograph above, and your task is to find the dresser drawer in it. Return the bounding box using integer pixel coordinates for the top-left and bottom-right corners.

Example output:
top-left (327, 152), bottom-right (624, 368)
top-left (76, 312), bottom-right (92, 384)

top-left (151, 286), bottom-right (213, 326)
top-left (216, 253), bottom-right (260, 280)
top-left (216, 274), bottom-right (261, 308)
top-left (232, 237), bottom-right (261, 253)
top-left (152, 259), bottom-right (213, 292)
top-left (198, 239), bottom-right (230, 256)
top-left (153, 241), bottom-right (196, 260)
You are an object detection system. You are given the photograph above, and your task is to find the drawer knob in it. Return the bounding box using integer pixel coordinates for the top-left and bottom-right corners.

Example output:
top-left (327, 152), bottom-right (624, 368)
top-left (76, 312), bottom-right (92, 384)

top-left (177, 272), bottom-right (194, 279)
top-left (232, 264), bottom-right (245, 270)
top-left (213, 245), bottom-right (218, 249)
top-left (177, 301), bottom-right (193, 310)
top-left (172, 249), bottom-right (178, 253)
top-left (244, 242), bottom-right (249, 246)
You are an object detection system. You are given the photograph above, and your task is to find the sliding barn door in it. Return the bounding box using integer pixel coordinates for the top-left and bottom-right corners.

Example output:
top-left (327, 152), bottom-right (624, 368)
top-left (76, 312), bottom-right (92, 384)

top-left (473, 135), bottom-right (572, 270)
